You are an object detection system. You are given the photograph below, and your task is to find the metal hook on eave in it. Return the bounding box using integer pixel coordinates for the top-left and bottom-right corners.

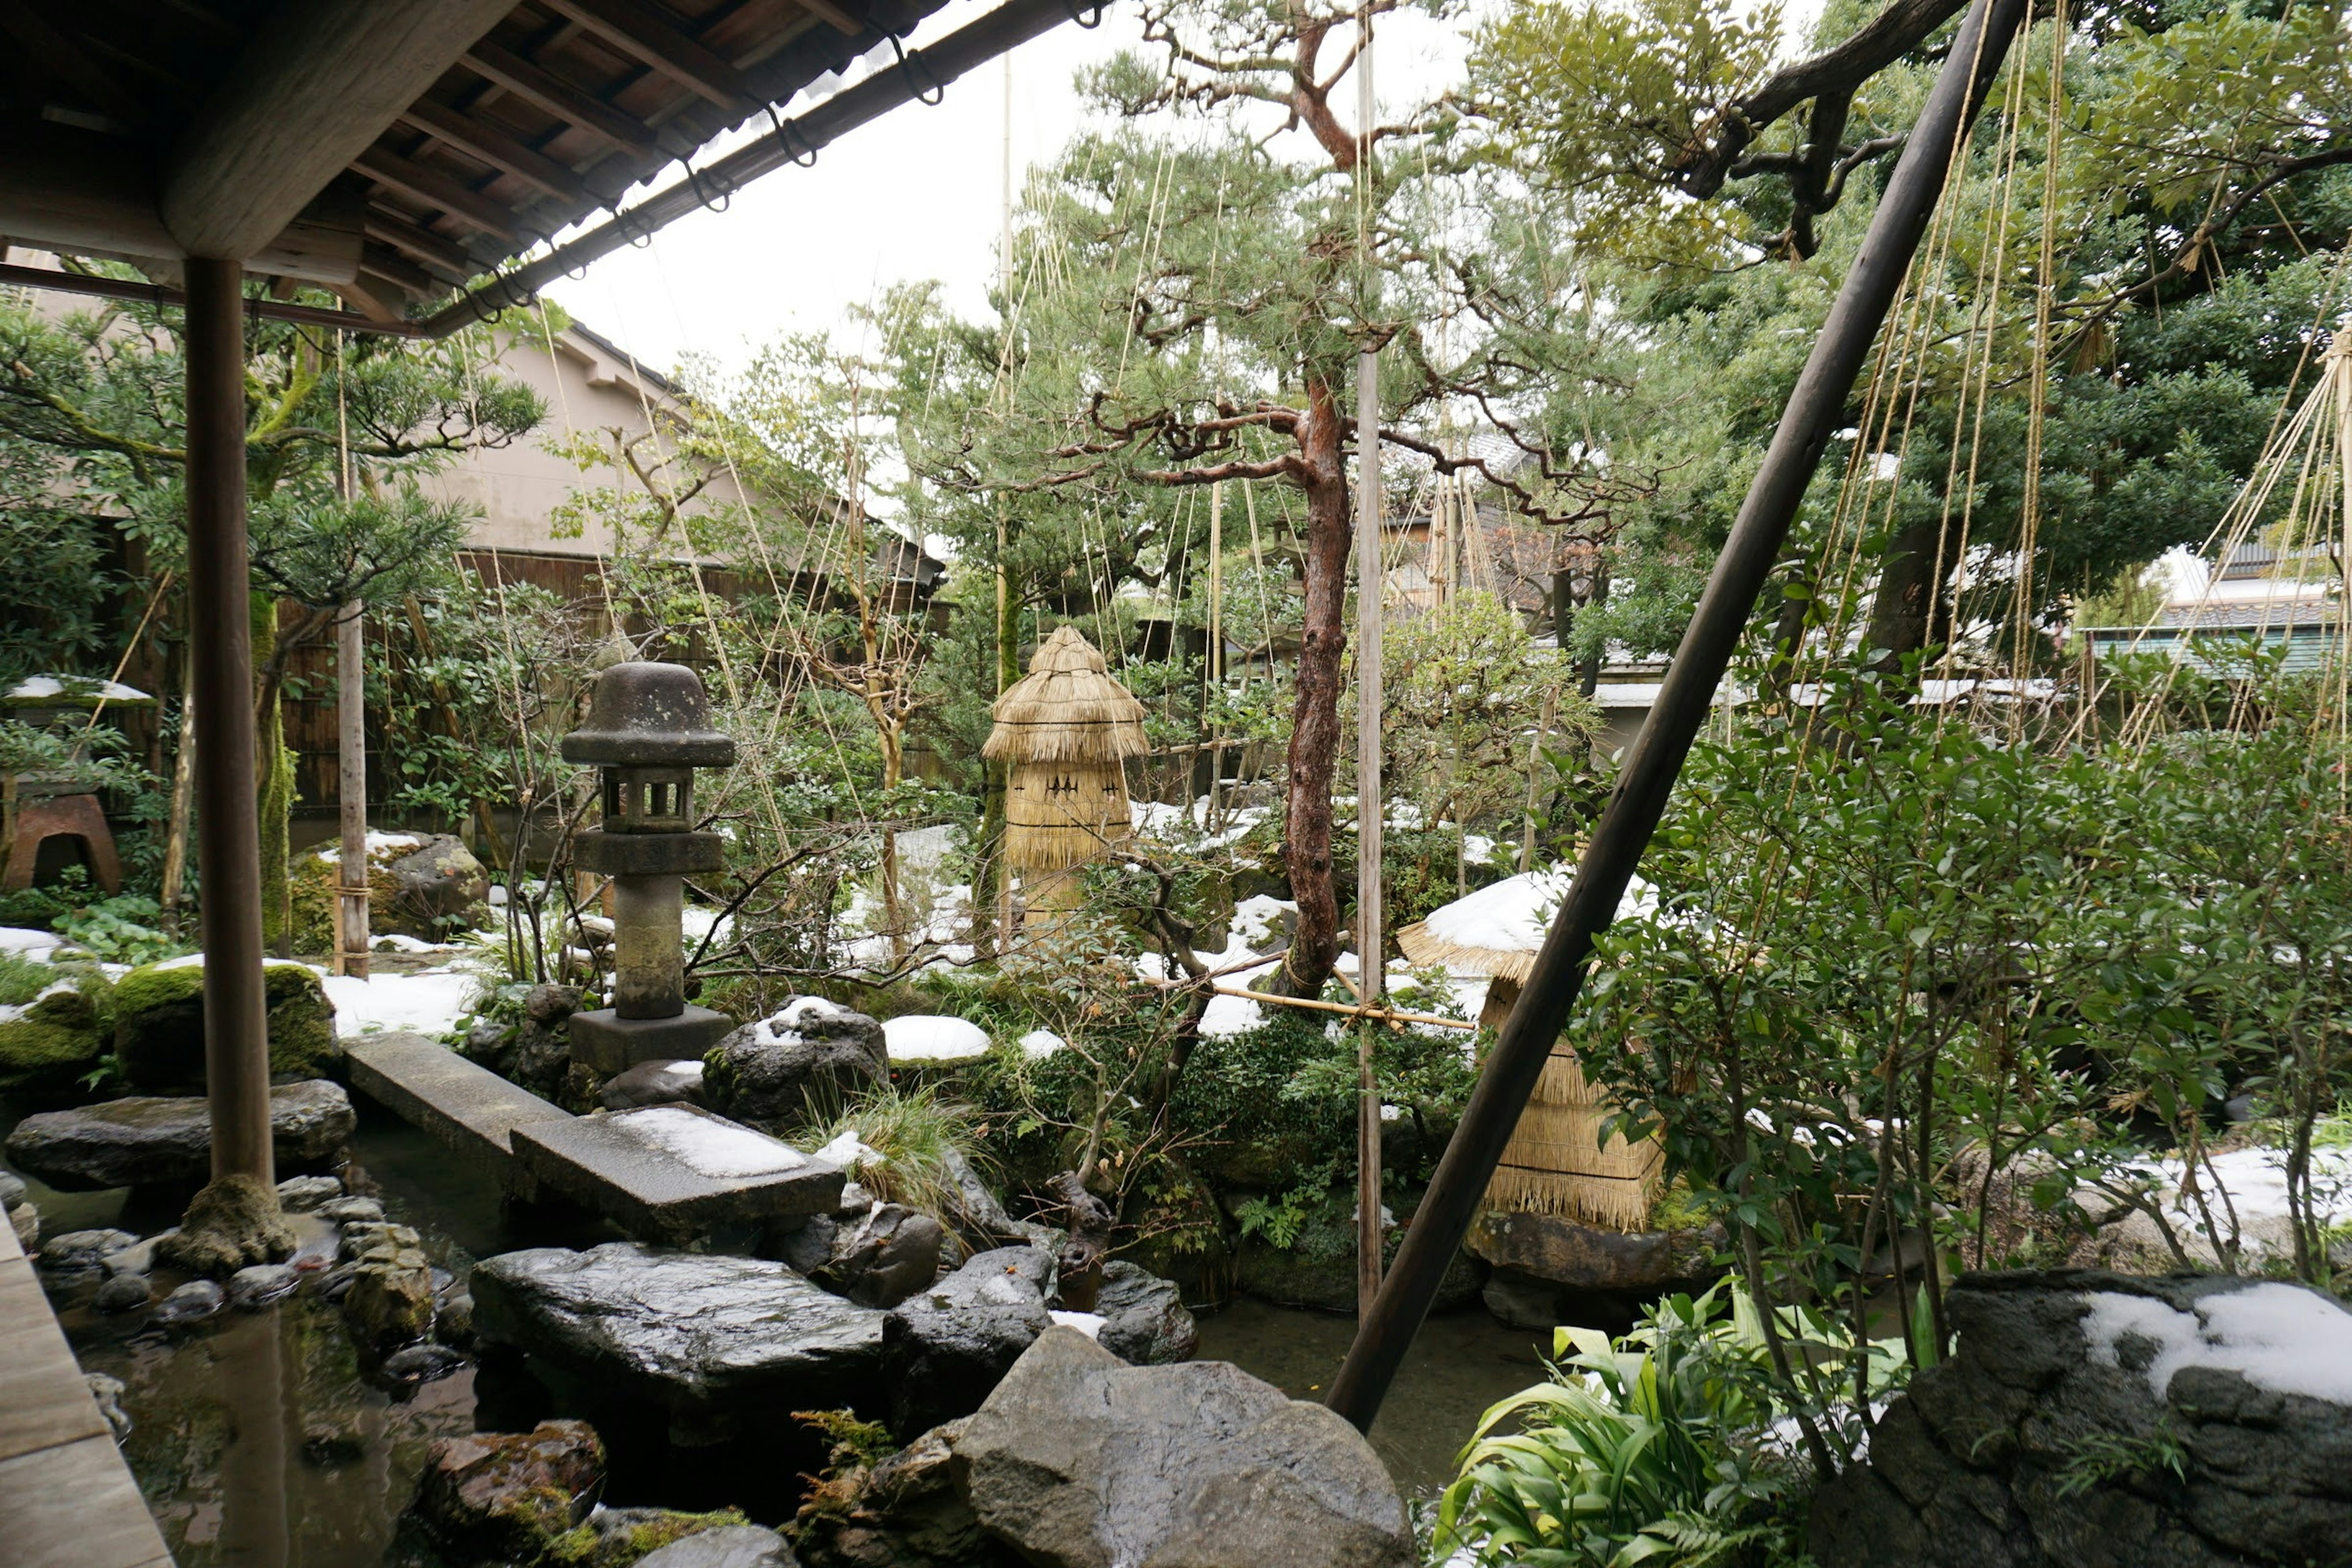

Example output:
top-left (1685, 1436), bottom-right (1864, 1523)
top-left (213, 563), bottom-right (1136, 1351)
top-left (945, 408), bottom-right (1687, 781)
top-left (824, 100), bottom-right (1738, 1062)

top-left (763, 100), bottom-right (820, 167)
top-left (889, 34), bottom-right (946, 106)
top-left (1062, 0), bottom-right (1104, 26)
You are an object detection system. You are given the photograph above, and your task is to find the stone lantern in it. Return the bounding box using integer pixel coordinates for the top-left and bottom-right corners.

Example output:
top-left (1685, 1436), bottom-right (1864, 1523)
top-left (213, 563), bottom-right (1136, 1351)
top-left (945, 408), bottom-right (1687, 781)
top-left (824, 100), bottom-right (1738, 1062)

top-left (562, 661), bottom-right (736, 1074)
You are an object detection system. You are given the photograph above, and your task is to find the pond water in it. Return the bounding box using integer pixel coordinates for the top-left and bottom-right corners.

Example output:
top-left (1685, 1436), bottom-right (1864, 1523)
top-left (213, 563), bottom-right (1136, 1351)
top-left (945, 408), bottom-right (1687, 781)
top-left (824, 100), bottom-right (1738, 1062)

top-left (9, 1102), bottom-right (1556, 1566)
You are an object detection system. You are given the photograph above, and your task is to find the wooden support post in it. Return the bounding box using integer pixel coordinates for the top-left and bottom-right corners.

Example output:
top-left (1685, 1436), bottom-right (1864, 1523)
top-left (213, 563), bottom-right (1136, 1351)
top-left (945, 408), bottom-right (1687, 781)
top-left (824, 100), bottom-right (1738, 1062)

top-left (1324, 0), bottom-right (2031, 1430)
top-left (185, 255), bottom-right (274, 1187)
top-left (334, 600), bottom-right (370, 978)
top-left (1352, 7), bottom-right (1384, 1323)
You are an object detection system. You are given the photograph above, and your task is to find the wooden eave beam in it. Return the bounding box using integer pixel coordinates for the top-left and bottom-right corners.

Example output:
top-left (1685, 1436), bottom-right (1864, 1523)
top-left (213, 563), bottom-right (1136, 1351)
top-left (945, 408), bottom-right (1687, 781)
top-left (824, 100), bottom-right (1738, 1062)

top-left (360, 211), bottom-right (483, 282)
top-left (541, 0), bottom-right (760, 113)
top-left (462, 38), bottom-right (667, 154)
top-left (0, 0), bottom-right (149, 127)
top-left (349, 147), bottom-right (523, 242)
top-left (160, 0), bottom-right (516, 262)
top-left (397, 98), bottom-right (603, 208)
top-left (793, 0), bottom-right (868, 37)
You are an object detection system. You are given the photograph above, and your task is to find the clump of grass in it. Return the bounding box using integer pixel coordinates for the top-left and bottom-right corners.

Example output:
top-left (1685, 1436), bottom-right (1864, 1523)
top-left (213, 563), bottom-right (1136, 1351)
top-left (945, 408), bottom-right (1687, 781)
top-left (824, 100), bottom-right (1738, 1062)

top-left (0, 949), bottom-right (51, 1007)
top-left (809, 1081), bottom-right (984, 1229)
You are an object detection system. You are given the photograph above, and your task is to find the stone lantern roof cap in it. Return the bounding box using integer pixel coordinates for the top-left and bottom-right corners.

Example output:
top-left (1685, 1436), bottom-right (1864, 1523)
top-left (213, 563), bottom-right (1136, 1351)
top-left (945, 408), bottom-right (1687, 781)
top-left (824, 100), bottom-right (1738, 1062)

top-left (562, 661), bottom-right (736, 767)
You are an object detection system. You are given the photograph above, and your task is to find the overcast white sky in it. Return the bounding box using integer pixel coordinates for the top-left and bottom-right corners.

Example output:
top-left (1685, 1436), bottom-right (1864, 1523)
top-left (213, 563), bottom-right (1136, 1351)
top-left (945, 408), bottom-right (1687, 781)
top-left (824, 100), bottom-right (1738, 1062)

top-left (543, 0), bottom-right (1474, 379)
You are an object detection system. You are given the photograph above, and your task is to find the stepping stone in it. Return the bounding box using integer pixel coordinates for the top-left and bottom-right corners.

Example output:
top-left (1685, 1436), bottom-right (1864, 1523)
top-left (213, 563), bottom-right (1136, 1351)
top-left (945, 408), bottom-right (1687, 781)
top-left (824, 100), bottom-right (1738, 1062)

top-left (510, 1106), bottom-right (842, 1245)
top-left (345, 1031), bottom-right (569, 1191)
top-left (3, 1080), bottom-right (353, 1190)
top-left (471, 1241), bottom-right (885, 1443)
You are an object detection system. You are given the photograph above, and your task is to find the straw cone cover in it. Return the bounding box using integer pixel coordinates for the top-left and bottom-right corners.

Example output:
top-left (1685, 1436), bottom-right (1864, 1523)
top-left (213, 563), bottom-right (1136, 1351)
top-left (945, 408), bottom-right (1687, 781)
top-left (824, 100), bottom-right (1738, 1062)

top-left (984, 625), bottom-right (1149, 764)
top-left (1396, 867), bottom-right (1659, 983)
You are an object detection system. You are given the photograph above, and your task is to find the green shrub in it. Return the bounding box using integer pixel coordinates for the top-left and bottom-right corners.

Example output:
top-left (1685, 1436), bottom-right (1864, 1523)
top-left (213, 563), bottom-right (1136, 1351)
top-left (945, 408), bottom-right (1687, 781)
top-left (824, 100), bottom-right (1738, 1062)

top-left (1431, 1286), bottom-right (1831, 1568)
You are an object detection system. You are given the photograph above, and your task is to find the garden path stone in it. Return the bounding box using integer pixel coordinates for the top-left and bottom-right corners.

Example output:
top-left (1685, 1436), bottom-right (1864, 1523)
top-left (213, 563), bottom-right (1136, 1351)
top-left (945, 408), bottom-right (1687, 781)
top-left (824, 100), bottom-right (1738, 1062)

top-left (510, 1105), bottom-right (842, 1245)
top-left (470, 1242), bottom-right (887, 1444)
top-left (3, 1080), bottom-right (354, 1189)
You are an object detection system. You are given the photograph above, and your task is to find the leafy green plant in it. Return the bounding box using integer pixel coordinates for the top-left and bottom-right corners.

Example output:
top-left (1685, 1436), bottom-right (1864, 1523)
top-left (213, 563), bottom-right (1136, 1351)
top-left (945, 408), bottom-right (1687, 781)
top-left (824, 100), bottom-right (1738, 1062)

top-left (2052, 1424), bottom-right (2189, 1499)
top-left (1431, 1286), bottom-right (1841, 1567)
top-left (49, 894), bottom-right (189, 965)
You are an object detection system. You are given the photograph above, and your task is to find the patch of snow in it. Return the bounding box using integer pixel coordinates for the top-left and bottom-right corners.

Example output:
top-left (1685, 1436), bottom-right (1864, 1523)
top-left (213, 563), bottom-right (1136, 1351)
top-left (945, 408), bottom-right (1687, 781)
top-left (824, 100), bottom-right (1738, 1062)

top-left (319, 969), bottom-right (478, 1038)
top-left (152, 952), bottom-right (207, 971)
top-left (624, 1107), bottom-right (805, 1179)
top-left (884, 1014), bottom-right (990, 1061)
top-left (815, 1129), bottom-right (885, 1170)
top-left (1018, 1028), bottom-right (1065, 1060)
top-left (7, 674), bottom-right (148, 702)
top-left (1229, 895), bottom-right (1294, 951)
top-left (0, 927), bottom-right (59, 961)
top-left (487, 884), bottom-right (510, 907)
top-left (2081, 1284), bottom-right (2352, 1405)
top-left (1049, 1311), bottom-right (1107, 1340)
top-left (779, 996), bottom-right (845, 1028)
top-left (1420, 867), bottom-right (1658, 960)
top-left (370, 933), bottom-right (449, 954)
top-left (0, 1003), bottom-right (21, 1025)
top-left (680, 905), bottom-right (734, 944)
top-left (313, 831), bottom-right (424, 862)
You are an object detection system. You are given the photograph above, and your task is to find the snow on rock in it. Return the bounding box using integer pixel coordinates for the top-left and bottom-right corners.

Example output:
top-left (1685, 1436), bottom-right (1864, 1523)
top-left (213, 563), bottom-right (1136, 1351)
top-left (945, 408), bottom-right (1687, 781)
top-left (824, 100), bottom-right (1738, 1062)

top-left (7, 674), bottom-right (148, 703)
top-left (2081, 1283), bottom-right (2352, 1405)
top-left (320, 969), bottom-right (479, 1038)
top-left (883, 1014), bottom-right (991, 1061)
top-left (312, 830), bottom-right (423, 862)
top-left (627, 1106), bottom-right (805, 1179)
top-left (1421, 867), bottom-right (1659, 959)
top-left (1049, 1310), bottom-right (1107, 1340)
top-left (1229, 895), bottom-right (1295, 952)
top-left (0, 927), bottom-right (60, 960)
top-left (370, 933), bottom-right (451, 954)
top-left (1018, 1029), bottom-right (1065, 1060)
top-left (815, 1129), bottom-right (884, 1169)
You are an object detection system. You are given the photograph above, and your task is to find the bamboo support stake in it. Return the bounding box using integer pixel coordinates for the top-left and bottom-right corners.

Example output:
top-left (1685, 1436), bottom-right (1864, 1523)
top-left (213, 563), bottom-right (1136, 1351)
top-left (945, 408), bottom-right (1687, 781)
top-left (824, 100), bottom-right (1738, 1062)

top-left (334, 600), bottom-right (370, 977)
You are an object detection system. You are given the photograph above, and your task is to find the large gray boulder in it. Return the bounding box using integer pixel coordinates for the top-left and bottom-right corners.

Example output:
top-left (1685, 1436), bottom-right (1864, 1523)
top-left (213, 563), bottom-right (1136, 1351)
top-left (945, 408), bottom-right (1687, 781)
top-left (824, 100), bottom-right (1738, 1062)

top-left (782, 1202), bottom-right (944, 1310)
top-left (386, 834), bottom-right (491, 937)
top-left (470, 1242), bottom-right (886, 1442)
top-left (701, 998), bottom-right (886, 1124)
top-left (635, 1525), bottom-right (799, 1568)
top-left (1811, 1269), bottom-right (2352, 1568)
top-left (954, 1328), bottom-right (1414, 1568)
top-left (3, 1080), bottom-right (355, 1189)
top-left (881, 1246), bottom-right (1055, 1437)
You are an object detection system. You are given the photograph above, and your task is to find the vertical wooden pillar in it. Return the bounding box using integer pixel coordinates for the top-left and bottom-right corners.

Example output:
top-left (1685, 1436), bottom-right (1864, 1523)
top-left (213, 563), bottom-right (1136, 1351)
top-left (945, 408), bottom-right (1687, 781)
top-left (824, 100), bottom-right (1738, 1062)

top-left (1352, 10), bottom-right (1384, 1322)
top-left (184, 255), bottom-right (273, 1186)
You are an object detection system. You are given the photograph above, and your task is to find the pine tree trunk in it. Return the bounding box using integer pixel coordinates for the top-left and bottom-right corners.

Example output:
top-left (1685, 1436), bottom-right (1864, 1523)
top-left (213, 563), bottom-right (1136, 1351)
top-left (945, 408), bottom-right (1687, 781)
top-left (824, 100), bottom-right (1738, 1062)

top-left (1273, 374), bottom-right (1349, 998)
top-left (1866, 518), bottom-right (1950, 675)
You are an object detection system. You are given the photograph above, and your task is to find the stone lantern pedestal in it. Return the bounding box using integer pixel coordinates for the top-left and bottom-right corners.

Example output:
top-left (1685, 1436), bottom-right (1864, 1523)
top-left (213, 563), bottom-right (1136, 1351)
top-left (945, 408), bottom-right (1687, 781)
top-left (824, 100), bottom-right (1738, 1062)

top-left (562, 662), bottom-right (736, 1075)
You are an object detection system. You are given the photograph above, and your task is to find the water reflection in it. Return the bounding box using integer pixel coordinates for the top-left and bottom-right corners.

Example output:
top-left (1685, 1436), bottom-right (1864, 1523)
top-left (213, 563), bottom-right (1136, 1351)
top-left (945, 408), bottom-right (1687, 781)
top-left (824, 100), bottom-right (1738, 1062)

top-left (214, 1311), bottom-right (287, 1568)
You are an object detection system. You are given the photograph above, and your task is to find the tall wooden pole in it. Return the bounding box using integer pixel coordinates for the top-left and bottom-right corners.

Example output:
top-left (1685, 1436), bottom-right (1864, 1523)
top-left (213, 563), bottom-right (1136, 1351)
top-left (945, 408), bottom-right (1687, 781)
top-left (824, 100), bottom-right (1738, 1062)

top-left (334, 600), bottom-right (369, 978)
top-left (184, 255), bottom-right (274, 1186)
top-left (1352, 6), bottom-right (1384, 1321)
top-left (1325, 0), bottom-right (2031, 1428)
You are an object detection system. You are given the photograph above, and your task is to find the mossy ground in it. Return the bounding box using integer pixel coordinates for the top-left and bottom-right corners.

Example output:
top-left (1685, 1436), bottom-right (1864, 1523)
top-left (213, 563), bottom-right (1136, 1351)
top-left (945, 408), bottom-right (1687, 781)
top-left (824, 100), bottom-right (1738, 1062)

top-left (538, 1507), bottom-right (750, 1567)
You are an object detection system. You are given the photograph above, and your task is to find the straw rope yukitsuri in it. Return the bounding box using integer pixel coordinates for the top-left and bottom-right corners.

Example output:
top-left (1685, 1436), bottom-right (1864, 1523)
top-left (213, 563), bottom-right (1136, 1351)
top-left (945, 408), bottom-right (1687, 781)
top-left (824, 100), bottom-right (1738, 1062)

top-left (984, 625), bottom-right (1150, 927)
top-left (1398, 868), bottom-right (1665, 1233)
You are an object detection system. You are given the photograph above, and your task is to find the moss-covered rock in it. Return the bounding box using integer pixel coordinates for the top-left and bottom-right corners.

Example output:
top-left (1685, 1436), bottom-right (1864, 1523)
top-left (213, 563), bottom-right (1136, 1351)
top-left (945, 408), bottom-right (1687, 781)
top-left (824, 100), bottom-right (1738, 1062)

top-left (540, 1505), bottom-right (751, 1567)
top-left (290, 834), bottom-right (488, 954)
top-left (0, 970), bottom-right (113, 1091)
top-left (159, 1173), bottom-right (297, 1276)
top-left (113, 960), bottom-right (339, 1090)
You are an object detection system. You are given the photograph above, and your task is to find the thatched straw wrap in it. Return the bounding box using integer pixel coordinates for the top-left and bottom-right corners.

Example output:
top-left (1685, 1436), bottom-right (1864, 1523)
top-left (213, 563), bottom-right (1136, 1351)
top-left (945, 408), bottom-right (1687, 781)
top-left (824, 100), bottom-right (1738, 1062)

top-left (984, 625), bottom-right (1149, 765)
top-left (1488, 1047), bottom-right (1665, 1232)
top-left (1397, 868), bottom-right (1659, 987)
